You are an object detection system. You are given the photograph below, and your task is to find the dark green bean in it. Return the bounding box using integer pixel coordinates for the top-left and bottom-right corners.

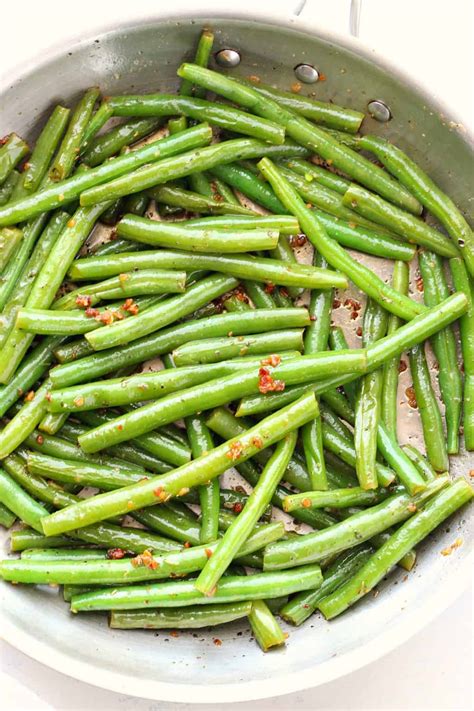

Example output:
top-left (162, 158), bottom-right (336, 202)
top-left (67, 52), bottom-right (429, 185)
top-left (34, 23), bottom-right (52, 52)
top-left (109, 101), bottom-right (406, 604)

top-left (418, 250), bottom-right (462, 453)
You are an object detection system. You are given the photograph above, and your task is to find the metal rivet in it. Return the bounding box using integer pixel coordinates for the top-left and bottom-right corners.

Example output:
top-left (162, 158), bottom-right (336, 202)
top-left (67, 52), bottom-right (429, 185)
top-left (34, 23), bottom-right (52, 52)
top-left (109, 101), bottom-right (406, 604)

top-left (294, 64), bottom-right (320, 84)
top-left (215, 49), bottom-right (241, 68)
top-left (367, 100), bottom-right (392, 122)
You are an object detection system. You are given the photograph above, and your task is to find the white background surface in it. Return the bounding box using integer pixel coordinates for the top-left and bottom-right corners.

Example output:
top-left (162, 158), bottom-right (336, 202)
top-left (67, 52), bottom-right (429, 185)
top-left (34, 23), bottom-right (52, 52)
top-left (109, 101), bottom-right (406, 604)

top-left (1, 1), bottom-right (473, 709)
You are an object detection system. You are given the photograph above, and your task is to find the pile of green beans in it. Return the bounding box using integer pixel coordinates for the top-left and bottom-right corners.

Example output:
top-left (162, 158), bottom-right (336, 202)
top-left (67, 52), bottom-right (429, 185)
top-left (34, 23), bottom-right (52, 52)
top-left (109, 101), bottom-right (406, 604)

top-left (0, 29), bottom-right (472, 652)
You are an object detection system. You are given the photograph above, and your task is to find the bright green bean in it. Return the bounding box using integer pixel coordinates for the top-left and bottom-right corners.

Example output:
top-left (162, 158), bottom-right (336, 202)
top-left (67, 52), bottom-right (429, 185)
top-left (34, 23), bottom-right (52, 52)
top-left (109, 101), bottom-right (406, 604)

top-left (318, 479), bottom-right (473, 618)
top-left (177, 64), bottom-right (422, 214)
top-left (49, 88), bottom-right (99, 181)
top-left (110, 601), bottom-right (252, 629)
top-left (0, 124), bottom-right (212, 226)
top-left (343, 184), bottom-right (459, 258)
top-left (42, 392), bottom-right (318, 535)
top-left (381, 262), bottom-right (409, 434)
top-left (263, 476), bottom-right (448, 570)
top-left (0, 467), bottom-right (49, 532)
top-left (419, 250), bottom-right (462, 453)
top-left (117, 215), bottom-right (279, 252)
top-left (69, 564), bottom-right (323, 612)
top-left (357, 134), bottom-right (474, 277)
top-left (172, 330), bottom-right (303, 366)
top-left (76, 353), bottom-right (365, 453)
top-left (195, 432), bottom-right (297, 594)
top-left (49, 308), bottom-right (312, 388)
top-left (450, 257), bottom-right (474, 450)
top-left (409, 343), bottom-right (449, 472)
top-left (257, 158), bottom-right (425, 320)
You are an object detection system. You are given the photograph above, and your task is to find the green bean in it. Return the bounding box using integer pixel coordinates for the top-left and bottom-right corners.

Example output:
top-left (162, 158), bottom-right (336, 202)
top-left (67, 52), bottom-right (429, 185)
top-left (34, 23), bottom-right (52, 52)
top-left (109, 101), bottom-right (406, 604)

top-left (21, 106), bottom-right (70, 192)
top-left (301, 252), bottom-right (332, 490)
top-left (205, 407), bottom-right (339, 529)
top-left (69, 250), bottom-right (348, 294)
top-left (123, 191), bottom-right (149, 217)
top-left (186, 414), bottom-right (220, 545)
top-left (209, 162), bottom-right (285, 212)
top-left (0, 502), bottom-right (16, 528)
top-left (85, 273), bottom-right (239, 350)
top-left (0, 124), bottom-right (212, 226)
top-left (53, 338), bottom-right (93, 364)
top-left (248, 600), bottom-right (286, 651)
top-left (318, 479), bottom-right (473, 618)
top-left (49, 308), bottom-right (311, 388)
top-left (63, 584), bottom-right (99, 600)
top-left (21, 548), bottom-right (109, 560)
top-left (408, 344), bottom-right (448, 472)
top-left (0, 467), bottom-right (49, 532)
top-left (263, 476), bottom-right (448, 570)
top-left (366, 293), bottom-right (468, 369)
top-left (0, 203), bottom-right (109, 383)
top-left (329, 326), bottom-right (358, 405)
top-left (284, 486), bottom-right (390, 512)
top-left (0, 212), bottom-right (69, 350)
top-left (258, 158), bottom-right (424, 320)
top-left (107, 93), bottom-right (285, 144)
top-left (279, 166), bottom-right (403, 235)
top-left (381, 262), bottom-right (409, 434)
top-left (80, 102), bottom-right (114, 153)
top-left (314, 211), bottom-right (416, 262)
top-left (69, 564), bottom-right (322, 612)
top-left (241, 280), bottom-right (274, 308)
top-left (195, 432), bottom-right (296, 595)
top-left (236, 77), bottom-right (364, 133)
top-left (0, 337), bottom-right (63, 418)
top-left (14, 308), bottom-right (112, 335)
top-left (172, 331), bottom-right (303, 366)
top-left (26, 452), bottom-right (148, 490)
top-left (223, 294), bottom-right (252, 312)
top-left (450, 257), bottom-right (474, 450)
top-left (268, 235), bottom-right (301, 299)
top-left (77, 353), bottom-right (365, 453)
top-left (280, 546), bottom-right (373, 626)
top-left (55, 271), bottom-right (185, 312)
top-left (117, 215), bottom-right (279, 252)
top-left (179, 29), bottom-right (214, 99)
top-left (402, 444), bottom-right (438, 481)
top-left (376, 422), bottom-right (426, 495)
top-left (235, 379), bottom-right (359, 418)
top-left (0, 134), bottom-right (29, 184)
top-left (177, 64), bottom-right (422, 214)
top-left (42, 392), bottom-right (318, 535)
top-left (2, 521), bottom-right (284, 586)
top-left (0, 215), bottom-right (48, 310)
top-left (10, 528), bottom-right (73, 551)
top-left (183, 214), bottom-right (300, 234)
top-left (419, 251), bottom-right (462, 453)
top-left (354, 300), bottom-right (388, 489)
top-left (0, 170), bottom-right (20, 206)
top-left (3, 452), bottom-right (80, 508)
top-left (322, 423), bottom-right (394, 488)
top-left (210, 175), bottom-right (240, 205)
top-left (149, 184), bottom-right (255, 216)
top-left (47, 355), bottom-right (297, 414)
top-left (343, 184), bottom-right (459, 259)
top-left (0, 228), bottom-right (22, 272)
top-left (111, 601), bottom-right (252, 629)
top-left (0, 380), bottom-right (51, 459)
top-left (356, 134), bottom-right (474, 276)
top-left (49, 88), bottom-right (99, 181)
top-left (82, 118), bottom-right (162, 166)
top-left (283, 159), bottom-right (351, 194)
top-left (79, 137), bottom-right (314, 208)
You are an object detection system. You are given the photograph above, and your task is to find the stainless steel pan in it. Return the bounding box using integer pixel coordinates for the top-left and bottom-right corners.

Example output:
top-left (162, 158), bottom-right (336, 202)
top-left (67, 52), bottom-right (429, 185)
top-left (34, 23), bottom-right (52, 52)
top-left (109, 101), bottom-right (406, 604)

top-left (0, 7), bottom-right (472, 703)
